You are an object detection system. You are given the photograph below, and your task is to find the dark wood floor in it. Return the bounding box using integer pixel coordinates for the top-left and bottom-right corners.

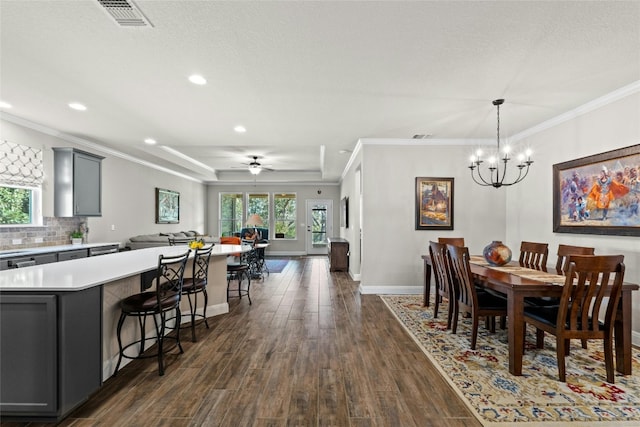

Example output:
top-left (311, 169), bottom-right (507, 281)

top-left (4, 256), bottom-right (480, 427)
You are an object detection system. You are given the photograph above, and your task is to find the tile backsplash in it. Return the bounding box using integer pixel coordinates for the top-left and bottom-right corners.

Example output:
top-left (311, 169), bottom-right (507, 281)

top-left (0, 217), bottom-right (86, 250)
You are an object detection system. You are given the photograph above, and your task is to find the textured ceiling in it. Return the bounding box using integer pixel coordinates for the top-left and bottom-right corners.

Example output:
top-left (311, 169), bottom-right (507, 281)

top-left (1, 1), bottom-right (639, 183)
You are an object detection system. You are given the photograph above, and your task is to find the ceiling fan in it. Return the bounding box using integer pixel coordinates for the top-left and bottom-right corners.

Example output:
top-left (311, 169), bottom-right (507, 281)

top-left (236, 156), bottom-right (274, 175)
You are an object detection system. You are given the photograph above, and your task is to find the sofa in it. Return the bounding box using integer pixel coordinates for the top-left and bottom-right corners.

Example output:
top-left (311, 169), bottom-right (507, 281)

top-left (125, 231), bottom-right (218, 250)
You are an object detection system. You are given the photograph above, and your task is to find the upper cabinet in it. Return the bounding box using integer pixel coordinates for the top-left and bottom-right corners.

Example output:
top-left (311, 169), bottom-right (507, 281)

top-left (53, 148), bottom-right (104, 217)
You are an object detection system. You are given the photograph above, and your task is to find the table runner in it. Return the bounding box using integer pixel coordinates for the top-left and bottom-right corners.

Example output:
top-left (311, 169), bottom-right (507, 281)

top-left (469, 255), bottom-right (567, 285)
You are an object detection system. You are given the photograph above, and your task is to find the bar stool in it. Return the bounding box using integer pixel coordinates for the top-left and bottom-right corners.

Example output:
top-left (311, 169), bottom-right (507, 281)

top-left (181, 244), bottom-right (213, 342)
top-left (113, 249), bottom-right (190, 376)
top-left (221, 236), bottom-right (251, 305)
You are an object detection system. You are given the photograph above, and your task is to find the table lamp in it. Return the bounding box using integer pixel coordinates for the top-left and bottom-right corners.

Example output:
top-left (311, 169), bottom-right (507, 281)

top-left (246, 214), bottom-right (264, 239)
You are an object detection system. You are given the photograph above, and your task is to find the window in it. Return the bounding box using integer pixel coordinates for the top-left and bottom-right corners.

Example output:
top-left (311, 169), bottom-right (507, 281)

top-left (0, 141), bottom-right (43, 226)
top-left (247, 193), bottom-right (269, 226)
top-left (219, 193), bottom-right (243, 236)
top-left (274, 193), bottom-right (296, 239)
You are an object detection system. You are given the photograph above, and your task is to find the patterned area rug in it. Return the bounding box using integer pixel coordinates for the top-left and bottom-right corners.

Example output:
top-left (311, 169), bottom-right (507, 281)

top-left (265, 258), bottom-right (289, 273)
top-left (381, 295), bottom-right (640, 426)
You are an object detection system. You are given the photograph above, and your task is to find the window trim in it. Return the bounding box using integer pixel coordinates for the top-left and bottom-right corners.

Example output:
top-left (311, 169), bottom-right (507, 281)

top-left (0, 183), bottom-right (43, 227)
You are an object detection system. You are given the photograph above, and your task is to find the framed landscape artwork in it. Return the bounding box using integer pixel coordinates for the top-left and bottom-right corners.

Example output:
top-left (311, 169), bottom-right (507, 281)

top-left (415, 177), bottom-right (454, 230)
top-left (155, 187), bottom-right (180, 224)
top-left (553, 144), bottom-right (640, 236)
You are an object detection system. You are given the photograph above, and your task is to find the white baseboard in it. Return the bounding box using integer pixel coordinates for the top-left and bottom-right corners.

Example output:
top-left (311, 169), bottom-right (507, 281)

top-left (359, 285), bottom-right (423, 295)
top-left (350, 272), bottom-right (361, 281)
top-left (266, 251), bottom-right (307, 257)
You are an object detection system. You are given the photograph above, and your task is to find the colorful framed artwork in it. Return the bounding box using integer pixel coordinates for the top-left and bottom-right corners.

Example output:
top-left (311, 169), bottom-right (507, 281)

top-left (155, 187), bottom-right (180, 224)
top-left (415, 177), bottom-right (454, 230)
top-left (553, 144), bottom-right (640, 236)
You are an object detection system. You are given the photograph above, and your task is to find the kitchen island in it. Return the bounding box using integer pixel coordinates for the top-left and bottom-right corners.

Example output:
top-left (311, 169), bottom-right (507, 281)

top-left (0, 244), bottom-right (250, 422)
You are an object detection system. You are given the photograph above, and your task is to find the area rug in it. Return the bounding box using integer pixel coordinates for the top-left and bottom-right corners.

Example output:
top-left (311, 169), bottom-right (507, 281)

top-left (381, 294), bottom-right (640, 426)
top-left (265, 258), bottom-right (289, 273)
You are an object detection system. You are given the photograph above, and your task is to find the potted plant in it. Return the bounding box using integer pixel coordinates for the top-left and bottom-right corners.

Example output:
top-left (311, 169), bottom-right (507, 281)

top-left (70, 230), bottom-right (83, 245)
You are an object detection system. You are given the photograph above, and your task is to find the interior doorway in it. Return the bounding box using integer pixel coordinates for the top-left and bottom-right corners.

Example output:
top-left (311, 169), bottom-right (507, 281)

top-left (305, 199), bottom-right (333, 255)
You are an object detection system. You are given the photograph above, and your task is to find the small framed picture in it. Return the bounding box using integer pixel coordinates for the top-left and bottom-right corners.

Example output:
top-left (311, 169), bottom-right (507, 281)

top-left (415, 177), bottom-right (454, 230)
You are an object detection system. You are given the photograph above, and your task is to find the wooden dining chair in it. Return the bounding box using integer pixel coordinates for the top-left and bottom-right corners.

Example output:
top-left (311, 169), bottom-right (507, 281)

top-left (523, 255), bottom-right (625, 383)
top-left (429, 241), bottom-right (455, 328)
top-left (447, 245), bottom-right (508, 349)
top-left (437, 237), bottom-right (465, 247)
top-left (555, 244), bottom-right (595, 275)
top-left (519, 241), bottom-right (549, 270)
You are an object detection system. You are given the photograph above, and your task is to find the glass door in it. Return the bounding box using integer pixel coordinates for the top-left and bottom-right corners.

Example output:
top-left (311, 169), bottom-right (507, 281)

top-left (305, 199), bottom-right (332, 255)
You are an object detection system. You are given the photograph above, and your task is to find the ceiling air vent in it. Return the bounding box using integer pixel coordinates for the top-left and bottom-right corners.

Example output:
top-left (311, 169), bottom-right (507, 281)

top-left (96, 0), bottom-right (153, 27)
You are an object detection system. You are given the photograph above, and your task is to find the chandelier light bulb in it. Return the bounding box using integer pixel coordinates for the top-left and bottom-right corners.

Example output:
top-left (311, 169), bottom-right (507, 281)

top-left (476, 149), bottom-right (483, 158)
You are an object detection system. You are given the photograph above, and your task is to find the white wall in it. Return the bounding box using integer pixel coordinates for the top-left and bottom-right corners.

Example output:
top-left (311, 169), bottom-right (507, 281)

top-left (206, 183), bottom-right (340, 255)
top-left (356, 142), bottom-right (506, 293)
top-left (1, 119), bottom-right (207, 247)
top-left (339, 146), bottom-right (363, 278)
top-left (505, 92), bottom-right (640, 334)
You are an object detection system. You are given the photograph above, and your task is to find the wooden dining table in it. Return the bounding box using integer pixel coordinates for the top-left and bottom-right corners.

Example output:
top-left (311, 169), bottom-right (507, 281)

top-left (421, 254), bottom-right (639, 376)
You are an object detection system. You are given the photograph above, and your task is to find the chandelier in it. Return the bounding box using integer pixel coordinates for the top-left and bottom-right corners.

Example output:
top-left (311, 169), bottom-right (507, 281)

top-left (469, 99), bottom-right (533, 188)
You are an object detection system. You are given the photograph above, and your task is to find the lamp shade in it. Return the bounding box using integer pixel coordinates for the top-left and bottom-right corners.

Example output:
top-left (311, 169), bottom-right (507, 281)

top-left (246, 214), bottom-right (264, 227)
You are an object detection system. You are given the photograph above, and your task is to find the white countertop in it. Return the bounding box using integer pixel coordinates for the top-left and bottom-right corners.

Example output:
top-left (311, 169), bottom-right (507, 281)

top-left (0, 244), bottom-right (250, 291)
top-left (0, 242), bottom-right (121, 258)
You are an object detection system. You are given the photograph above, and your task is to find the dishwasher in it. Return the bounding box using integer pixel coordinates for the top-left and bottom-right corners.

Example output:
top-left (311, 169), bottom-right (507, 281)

top-left (88, 245), bottom-right (119, 257)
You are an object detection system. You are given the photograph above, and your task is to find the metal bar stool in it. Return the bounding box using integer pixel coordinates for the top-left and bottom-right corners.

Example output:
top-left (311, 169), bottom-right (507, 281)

top-left (181, 244), bottom-right (213, 342)
top-left (113, 249), bottom-right (190, 376)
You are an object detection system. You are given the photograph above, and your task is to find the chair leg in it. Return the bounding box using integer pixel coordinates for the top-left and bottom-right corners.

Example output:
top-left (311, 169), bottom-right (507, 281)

top-left (581, 339), bottom-right (588, 349)
top-left (246, 270), bottom-right (252, 305)
top-left (536, 328), bottom-right (545, 349)
top-left (175, 307), bottom-right (183, 354)
top-left (471, 316), bottom-right (479, 350)
top-left (500, 316), bottom-right (506, 330)
top-left (202, 288), bottom-right (209, 329)
top-left (434, 291), bottom-right (440, 318)
top-left (556, 336), bottom-right (567, 382)
top-left (154, 314), bottom-right (164, 376)
top-left (187, 293), bottom-right (197, 343)
top-left (451, 303), bottom-right (459, 334)
top-left (604, 333), bottom-right (615, 383)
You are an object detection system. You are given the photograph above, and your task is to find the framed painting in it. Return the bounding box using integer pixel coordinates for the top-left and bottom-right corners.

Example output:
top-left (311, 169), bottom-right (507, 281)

top-left (553, 144), bottom-right (640, 236)
top-left (415, 177), bottom-right (454, 230)
top-left (155, 187), bottom-right (180, 224)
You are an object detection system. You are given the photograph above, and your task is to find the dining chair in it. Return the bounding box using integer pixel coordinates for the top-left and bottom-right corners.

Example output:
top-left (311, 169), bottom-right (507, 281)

top-left (519, 241), bottom-right (549, 270)
top-left (437, 237), bottom-right (465, 247)
top-left (181, 244), bottom-right (213, 342)
top-left (447, 245), bottom-right (508, 349)
top-left (113, 249), bottom-right (191, 376)
top-left (523, 254), bottom-right (625, 383)
top-left (555, 244), bottom-right (595, 275)
top-left (428, 241), bottom-right (455, 328)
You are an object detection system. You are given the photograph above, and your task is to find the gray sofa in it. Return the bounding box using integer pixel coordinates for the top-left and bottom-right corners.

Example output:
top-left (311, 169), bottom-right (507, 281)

top-left (125, 231), bottom-right (218, 250)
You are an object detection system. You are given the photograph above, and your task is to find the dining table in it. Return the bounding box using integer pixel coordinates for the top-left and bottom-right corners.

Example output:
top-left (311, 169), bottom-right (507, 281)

top-left (421, 253), bottom-right (639, 376)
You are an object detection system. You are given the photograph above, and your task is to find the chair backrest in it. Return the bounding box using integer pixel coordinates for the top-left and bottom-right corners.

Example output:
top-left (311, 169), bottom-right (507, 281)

top-left (519, 241), bottom-right (549, 270)
top-left (192, 244), bottom-right (213, 284)
top-left (555, 244), bottom-right (595, 275)
top-left (446, 245), bottom-right (477, 312)
top-left (155, 250), bottom-right (190, 307)
top-left (437, 237), bottom-right (465, 247)
top-left (558, 255), bottom-right (625, 335)
top-left (168, 237), bottom-right (191, 246)
top-left (429, 241), bottom-right (451, 296)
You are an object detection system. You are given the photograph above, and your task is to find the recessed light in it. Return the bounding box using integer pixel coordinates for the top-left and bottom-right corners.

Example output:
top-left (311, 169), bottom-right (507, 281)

top-left (188, 74), bottom-right (207, 85)
top-left (0, 101), bottom-right (12, 109)
top-left (234, 125), bottom-right (247, 133)
top-left (144, 138), bottom-right (157, 145)
top-left (68, 102), bottom-right (87, 111)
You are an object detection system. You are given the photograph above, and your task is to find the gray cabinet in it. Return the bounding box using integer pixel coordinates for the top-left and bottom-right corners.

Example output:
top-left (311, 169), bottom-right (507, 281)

top-left (58, 249), bottom-right (88, 262)
top-left (53, 148), bottom-right (104, 217)
top-left (0, 287), bottom-right (102, 422)
top-left (4, 252), bottom-right (57, 269)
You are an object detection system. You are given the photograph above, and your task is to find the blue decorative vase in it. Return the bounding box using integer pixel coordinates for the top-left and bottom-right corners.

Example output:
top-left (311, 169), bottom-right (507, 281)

top-left (483, 241), bottom-right (512, 266)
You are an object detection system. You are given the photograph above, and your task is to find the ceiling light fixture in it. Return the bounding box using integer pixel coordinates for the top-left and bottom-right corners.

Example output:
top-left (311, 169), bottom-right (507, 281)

top-left (0, 101), bottom-right (12, 109)
top-left (234, 125), bottom-right (247, 133)
top-left (68, 102), bottom-right (87, 111)
top-left (188, 74), bottom-right (207, 85)
top-left (248, 164), bottom-right (262, 175)
top-left (144, 138), bottom-right (157, 145)
top-left (469, 99), bottom-right (533, 188)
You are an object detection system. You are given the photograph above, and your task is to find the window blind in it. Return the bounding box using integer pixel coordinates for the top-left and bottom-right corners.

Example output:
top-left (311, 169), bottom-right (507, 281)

top-left (0, 140), bottom-right (44, 186)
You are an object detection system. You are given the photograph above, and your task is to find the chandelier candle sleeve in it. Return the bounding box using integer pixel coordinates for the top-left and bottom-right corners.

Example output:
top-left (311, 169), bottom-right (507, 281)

top-left (469, 99), bottom-right (534, 188)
